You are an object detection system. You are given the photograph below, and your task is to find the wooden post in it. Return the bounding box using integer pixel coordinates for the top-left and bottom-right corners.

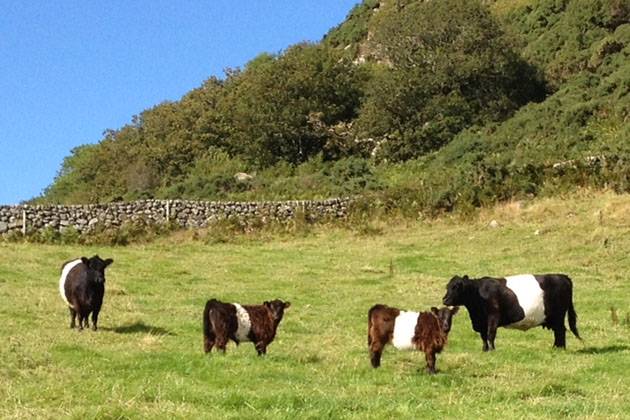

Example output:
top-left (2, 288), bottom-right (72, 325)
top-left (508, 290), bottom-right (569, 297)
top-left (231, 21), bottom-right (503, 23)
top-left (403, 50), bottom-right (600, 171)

top-left (22, 208), bottom-right (27, 235)
top-left (165, 200), bottom-right (170, 221)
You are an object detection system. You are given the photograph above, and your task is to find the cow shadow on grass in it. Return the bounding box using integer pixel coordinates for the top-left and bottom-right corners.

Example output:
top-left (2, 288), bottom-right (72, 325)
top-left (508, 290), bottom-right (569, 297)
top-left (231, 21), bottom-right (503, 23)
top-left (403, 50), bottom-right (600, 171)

top-left (103, 322), bottom-right (175, 336)
top-left (576, 344), bottom-right (629, 355)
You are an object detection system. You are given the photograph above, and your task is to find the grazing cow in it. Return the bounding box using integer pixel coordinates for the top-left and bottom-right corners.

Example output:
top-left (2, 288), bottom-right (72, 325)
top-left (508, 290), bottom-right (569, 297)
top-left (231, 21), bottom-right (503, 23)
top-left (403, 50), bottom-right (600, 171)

top-left (368, 304), bottom-right (459, 374)
top-left (442, 274), bottom-right (581, 351)
top-left (203, 299), bottom-right (291, 355)
top-left (59, 255), bottom-right (113, 331)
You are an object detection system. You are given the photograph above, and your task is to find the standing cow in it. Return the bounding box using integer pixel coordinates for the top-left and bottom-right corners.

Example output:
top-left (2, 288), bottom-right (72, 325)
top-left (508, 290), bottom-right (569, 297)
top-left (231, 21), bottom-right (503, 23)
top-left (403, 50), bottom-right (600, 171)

top-left (368, 304), bottom-right (459, 374)
top-left (442, 274), bottom-right (581, 351)
top-left (59, 255), bottom-right (113, 331)
top-left (203, 298), bottom-right (291, 355)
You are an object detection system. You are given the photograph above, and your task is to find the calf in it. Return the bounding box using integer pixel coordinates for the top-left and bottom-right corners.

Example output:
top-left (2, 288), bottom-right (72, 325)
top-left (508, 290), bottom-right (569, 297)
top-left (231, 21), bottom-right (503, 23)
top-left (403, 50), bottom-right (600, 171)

top-left (368, 304), bottom-right (459, 374)
top-left (59, 255), bottom-right (113, 331)
top-left (203, 299), bottom-right (290, 355)
top-left (442, 274), bottom-right (581, 351)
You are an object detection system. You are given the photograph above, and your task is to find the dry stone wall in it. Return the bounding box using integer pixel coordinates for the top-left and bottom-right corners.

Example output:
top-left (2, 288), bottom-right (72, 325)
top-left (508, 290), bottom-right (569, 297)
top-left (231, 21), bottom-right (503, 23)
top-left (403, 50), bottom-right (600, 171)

top-left (0, 198), bottom-right (350, 236)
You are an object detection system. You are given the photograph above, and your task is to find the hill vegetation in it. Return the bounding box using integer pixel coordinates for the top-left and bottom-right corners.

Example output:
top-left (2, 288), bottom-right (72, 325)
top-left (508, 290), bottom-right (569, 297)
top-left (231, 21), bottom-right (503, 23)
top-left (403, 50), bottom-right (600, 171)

top-left (37, 0), bottom-right (629, 215)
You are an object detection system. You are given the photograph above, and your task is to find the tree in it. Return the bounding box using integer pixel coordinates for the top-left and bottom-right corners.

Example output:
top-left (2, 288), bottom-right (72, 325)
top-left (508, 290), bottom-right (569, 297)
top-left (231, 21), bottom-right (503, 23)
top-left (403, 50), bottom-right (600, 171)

top-left (355, 0), bottom-right (545, 161)
top-left (221, 43), bottom-right (368, 166)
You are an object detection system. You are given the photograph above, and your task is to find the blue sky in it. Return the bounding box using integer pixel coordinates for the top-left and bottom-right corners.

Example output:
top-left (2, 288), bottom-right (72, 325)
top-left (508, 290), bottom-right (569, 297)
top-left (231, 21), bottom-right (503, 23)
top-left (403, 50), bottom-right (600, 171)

top-left (0, 1), bottom-right (359, 205)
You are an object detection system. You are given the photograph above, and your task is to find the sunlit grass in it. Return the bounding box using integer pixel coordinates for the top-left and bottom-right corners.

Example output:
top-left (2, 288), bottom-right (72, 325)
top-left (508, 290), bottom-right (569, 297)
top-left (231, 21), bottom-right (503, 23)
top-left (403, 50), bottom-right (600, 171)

top-left (1, 191), bottom-right (629, 418)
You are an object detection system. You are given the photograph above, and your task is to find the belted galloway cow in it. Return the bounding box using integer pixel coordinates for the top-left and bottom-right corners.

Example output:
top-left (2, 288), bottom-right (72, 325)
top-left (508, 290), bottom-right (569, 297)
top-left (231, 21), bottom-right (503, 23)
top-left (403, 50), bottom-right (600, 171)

top-left (203, 298), bottom-right (290, 355)
top-left (59, 255), bottom-right (113, 331)
top-left (368, 304), bottom-right (459, 374)
top-left (442, 274), bottom-right (581, 351)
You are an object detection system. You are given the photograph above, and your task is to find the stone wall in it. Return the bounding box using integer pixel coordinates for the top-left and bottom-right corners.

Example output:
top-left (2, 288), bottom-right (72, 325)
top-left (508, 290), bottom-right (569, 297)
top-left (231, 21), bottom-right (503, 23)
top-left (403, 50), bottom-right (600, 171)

top-left (0, 198), bottom-right (351, 236)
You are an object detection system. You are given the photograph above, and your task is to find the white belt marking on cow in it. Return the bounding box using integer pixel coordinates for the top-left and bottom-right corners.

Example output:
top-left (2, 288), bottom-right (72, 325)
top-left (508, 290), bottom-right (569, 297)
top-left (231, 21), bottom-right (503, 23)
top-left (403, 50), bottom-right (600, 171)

top-left (233, 303), bottom-right (252, 342)
top-left (392, 311), bottom-right (420, 350)
top-left (59, 259), bottom-right (82, 308)
top-left (505, 274), bottom-right (546, 330)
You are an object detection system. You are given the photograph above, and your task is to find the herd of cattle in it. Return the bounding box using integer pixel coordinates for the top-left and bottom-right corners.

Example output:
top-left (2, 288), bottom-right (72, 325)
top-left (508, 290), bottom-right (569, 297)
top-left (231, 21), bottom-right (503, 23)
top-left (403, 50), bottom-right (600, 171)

top-left (59, 255), bottom-right (582, 374)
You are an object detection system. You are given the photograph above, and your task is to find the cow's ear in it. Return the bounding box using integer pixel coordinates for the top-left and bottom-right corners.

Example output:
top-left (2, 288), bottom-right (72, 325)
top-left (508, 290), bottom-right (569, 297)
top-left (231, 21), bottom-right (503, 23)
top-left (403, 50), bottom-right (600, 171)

top-left (463, 275), bottom-right (469, 281)
top-left (81, 257), bottom-right (90, 266)
top-left (263, 301), bottom-right (270, 307)
top-left (104, 258), bottom-right (113, 267)
top-left (284, 301), bottom-right (291, 309)
top-left (431, 307), bottom-right (439, 314)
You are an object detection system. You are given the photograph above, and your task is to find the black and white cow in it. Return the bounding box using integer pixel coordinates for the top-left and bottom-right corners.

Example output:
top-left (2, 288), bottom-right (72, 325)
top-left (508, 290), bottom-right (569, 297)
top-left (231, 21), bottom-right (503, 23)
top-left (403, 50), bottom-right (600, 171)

top-left (59, 256), bottom-right (113, 331)
top-left (442, 274), bottom-right (581, 351)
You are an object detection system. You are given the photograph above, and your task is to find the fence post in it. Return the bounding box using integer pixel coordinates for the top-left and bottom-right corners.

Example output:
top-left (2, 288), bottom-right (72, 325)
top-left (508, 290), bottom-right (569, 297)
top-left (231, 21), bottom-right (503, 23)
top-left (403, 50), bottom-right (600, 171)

top-left (22, 208), bottom-right (27, 235)
top-left (165, 200), bottom-right (170, 221)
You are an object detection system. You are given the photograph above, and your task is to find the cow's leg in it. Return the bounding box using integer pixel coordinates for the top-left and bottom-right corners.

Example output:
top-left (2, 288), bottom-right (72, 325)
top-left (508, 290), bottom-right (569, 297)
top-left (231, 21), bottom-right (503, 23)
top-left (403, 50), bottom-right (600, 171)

top-left (204, 331), bottom-right (216, 353)
top-left (425, 351), bottom-right (437, 375)
top-left (480, 331), bottom-right (490, 352)
top-left (553, 325), bottom-right (567, 348)
top-left (72, 301), bottom-right (84, 330)
top-left (487, 315), bottom-right (499, 351)
top-left (75, 304), bottom-right (86, 331)
top-left (79, 311), bottom-right (89, 331)
top-left (215, 334), bottom-right (228, 353)
top-left (69, 307), bottom-right (77, 329)
top-left (369, 340), bottom-right (385, 368)
top-left (551, 313), bottom-right (567, 348)
top-left (255, 341), bottom-right (267, 356)
top-left (91, 310), bottom-right (99, 331)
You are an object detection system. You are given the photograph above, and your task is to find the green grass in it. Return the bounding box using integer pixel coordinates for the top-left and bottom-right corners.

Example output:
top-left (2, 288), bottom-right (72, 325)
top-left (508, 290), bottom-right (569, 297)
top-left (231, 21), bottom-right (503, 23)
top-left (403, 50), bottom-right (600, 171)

top-left (2, 192), bottom-right (630, 418)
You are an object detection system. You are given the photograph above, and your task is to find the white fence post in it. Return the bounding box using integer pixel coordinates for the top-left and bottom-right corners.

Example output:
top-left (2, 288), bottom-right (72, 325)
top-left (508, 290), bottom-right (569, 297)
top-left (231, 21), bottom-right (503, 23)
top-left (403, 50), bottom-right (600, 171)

top-left (22, 208), bottom-right (27, 235)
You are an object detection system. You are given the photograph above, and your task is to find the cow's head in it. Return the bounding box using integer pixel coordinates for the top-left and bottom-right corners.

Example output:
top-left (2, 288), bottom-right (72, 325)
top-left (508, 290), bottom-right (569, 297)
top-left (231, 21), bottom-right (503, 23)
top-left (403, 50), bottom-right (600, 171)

top-left (264, 299), bottom-right (291, 323)
top-left (442, 275), bottom-right (469, 306)
top-left (431, 306), bottom-right (459, 333)
top-left (81, 255), bottom-right (113, 283)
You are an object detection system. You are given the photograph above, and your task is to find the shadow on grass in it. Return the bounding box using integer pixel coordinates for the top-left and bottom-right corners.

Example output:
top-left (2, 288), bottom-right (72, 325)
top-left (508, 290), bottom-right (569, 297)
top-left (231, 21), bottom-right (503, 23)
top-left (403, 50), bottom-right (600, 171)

top-left (576, 345), bottom-right (630, 354)
top-left (103, 322), bottom-right (176, 336)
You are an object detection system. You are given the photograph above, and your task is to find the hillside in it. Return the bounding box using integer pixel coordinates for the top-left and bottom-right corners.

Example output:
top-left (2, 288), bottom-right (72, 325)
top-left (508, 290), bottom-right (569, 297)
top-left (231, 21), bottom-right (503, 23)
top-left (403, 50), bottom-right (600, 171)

top-left (37, 0), bottom-right (629, 215)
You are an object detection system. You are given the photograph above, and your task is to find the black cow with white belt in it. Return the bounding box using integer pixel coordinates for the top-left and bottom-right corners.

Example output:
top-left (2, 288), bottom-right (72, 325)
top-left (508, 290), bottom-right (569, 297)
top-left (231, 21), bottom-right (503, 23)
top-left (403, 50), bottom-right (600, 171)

top-left (59, 255), bottom-right (113, 331)
top-left (442, 274), bottom-right (581, 351)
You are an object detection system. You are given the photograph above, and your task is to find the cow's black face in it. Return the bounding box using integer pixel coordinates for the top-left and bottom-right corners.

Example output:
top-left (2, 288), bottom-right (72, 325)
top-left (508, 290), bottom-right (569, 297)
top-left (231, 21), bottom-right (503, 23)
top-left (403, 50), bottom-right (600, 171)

top-left (82, 255), bottom-right (113, 283)
top-left (264, 299), bottom-right (291, 322)
top-left (443, 275), bottom-right (467, 306)
top-left (431, 306), bottom-right (459, 333)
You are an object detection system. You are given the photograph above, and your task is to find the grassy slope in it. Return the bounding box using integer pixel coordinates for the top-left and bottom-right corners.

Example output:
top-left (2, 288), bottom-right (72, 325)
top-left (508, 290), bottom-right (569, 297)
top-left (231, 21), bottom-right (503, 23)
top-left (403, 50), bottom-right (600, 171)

top-left (1, 192), bottom-right (630, 418)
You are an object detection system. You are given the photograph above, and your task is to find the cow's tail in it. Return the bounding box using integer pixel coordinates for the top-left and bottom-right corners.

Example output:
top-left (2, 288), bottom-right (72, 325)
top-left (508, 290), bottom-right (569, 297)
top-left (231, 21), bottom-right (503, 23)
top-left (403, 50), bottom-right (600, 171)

top-left (568, 299), bottom-right (581, 340)
top-left (367, 305), bottom-right (377, 346)
top-left (203, 299), bottom-right (213, 339)
top-left (566, 277), bottom-right (581, 340)
top-left (367, 304), bottom-right (384, 346)
top-left (367, 311), bottom-right (373, 346)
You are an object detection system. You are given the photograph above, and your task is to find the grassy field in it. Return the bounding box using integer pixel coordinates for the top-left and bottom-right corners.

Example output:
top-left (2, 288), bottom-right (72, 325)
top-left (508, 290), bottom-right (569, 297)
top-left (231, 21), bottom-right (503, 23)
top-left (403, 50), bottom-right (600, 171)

top-left (1, 191), bottom-right (629, 419)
